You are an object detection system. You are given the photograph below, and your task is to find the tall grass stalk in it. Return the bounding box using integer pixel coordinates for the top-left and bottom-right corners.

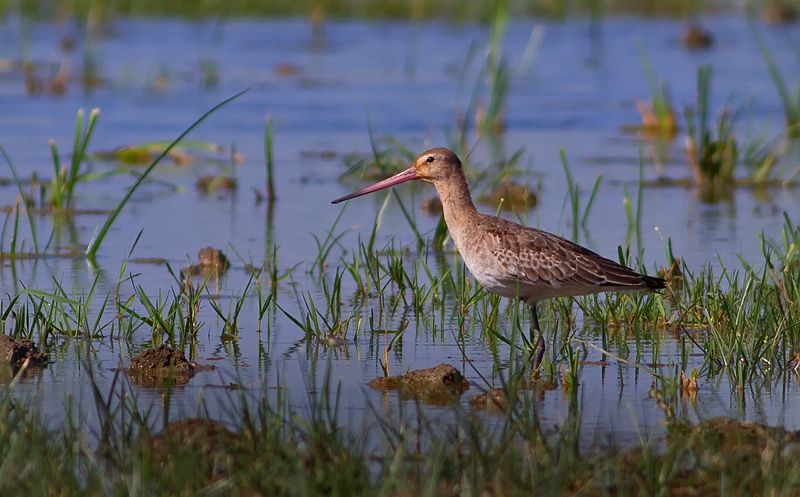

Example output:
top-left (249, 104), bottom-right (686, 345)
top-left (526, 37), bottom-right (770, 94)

top-left (752, 25), bottom-right (800, 137)
top-left (1, 145), bottom-right (39, 253)
top-left (559, 149), bottom-right (602, 242)
top-left (264, 116), bottom-right (276, 203)
top-left (85, 89), bottom-right (248, 259)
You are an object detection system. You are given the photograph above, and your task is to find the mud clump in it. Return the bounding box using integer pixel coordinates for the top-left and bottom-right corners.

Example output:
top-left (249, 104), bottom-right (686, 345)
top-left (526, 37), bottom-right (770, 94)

top-left (196, 175), bottom-right (237, 194)
top-left (420, 196), bottom-right (442, 215)
top-left (369, 363), bottom-right (469, 405)
top-left (469, 388), bottom-right (508, 411)
top-left (0, 335), bottom-right (48, 381)
top-left (147, 419), bottom-right (239, 483)
top-left (183, 247), bottom-right (230, 278)
top-left (478, 181), bottom-right (538, 212)
top-left (0, 335), bottom-right (48, 369)
top-left (634, 99), bottom-right (678, 137)
top-left (128, 344), bottom-right (196, 387)
top-left (763, 4), bottom-right (797, 24)
top-left (682, 24), bottom-right (714, 50)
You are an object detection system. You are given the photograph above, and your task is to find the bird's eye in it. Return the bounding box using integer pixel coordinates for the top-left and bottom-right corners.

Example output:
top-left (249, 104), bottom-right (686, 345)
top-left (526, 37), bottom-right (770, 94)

top-left (426, 156), bottom-right (435, 163)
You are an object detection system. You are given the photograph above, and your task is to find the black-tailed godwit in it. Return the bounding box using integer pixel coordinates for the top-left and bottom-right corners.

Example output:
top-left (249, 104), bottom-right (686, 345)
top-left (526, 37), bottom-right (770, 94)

top-left (333, 147), bottom-right (665, 369)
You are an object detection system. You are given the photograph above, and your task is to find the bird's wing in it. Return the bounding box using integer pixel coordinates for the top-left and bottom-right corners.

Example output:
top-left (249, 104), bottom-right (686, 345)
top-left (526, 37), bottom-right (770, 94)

top-left (481, 220), bottom-right (647, 290)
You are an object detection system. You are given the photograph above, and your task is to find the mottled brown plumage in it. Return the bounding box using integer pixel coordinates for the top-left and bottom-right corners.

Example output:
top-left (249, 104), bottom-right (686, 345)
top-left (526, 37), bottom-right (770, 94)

top-left (333, 147), bottom-right (665, 368)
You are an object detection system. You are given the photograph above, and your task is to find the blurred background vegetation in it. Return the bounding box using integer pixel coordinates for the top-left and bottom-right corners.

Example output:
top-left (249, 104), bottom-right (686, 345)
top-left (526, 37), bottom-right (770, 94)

top-left (1, 0), bottom-right (798, 20)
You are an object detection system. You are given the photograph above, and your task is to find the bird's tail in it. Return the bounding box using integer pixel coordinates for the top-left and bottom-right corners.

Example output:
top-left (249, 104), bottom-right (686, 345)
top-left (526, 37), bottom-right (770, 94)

top-left (641, 274), bottom-right (666, 291)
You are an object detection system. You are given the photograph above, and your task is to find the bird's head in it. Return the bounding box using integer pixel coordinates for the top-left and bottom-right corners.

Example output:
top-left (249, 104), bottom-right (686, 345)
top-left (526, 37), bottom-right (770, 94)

top-left (331, 147), bottom-right (461, 204)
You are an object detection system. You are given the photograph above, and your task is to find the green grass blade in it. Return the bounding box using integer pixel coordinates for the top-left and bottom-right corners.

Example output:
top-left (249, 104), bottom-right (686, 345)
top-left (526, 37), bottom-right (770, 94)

top-left (265, 116), bottom-right (276, 202)
top-left (581, 175), bottom-right (603, 228)
top-left (0, 145), bottom-right (39, 253)
top-left (66, 108), bottom-right (100, 209)
top-left (85, 89), bottom-right (248, 259)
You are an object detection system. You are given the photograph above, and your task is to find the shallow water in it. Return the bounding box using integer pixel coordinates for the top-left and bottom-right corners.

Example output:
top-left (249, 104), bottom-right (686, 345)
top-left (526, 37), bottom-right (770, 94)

top-left (1, 15), bottom-right (800, 440)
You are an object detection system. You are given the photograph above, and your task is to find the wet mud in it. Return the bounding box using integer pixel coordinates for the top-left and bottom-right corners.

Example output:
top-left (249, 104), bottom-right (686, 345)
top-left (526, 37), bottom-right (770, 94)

top-left (127, 344), bottom-right (198, 386)
top-left (0, 335), bottom-right (48, 381)
top-left (369, 363), bottom-right (469, 405)
top-left (182, 247), bottom-right (231, 277)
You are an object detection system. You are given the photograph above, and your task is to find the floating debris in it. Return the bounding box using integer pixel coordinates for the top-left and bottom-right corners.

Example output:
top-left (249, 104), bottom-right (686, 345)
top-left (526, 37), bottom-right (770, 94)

top-left (369, 363), bottom-right (469, 405)
top-left (300, 149), bottom-right (337, 160)
top-left (274, 63), bottom-right (302, 77)
top-left (131, 257), bottom-right (169, 265)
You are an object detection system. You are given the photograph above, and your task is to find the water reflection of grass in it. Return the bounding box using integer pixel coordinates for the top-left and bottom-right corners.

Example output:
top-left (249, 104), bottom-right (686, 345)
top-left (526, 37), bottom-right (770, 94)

top-left (2, 364), bottom-right (800, 495)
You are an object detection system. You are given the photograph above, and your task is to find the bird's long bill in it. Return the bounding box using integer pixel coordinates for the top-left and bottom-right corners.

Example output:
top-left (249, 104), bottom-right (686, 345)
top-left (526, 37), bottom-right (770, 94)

top-left (331, 166), bottom-right (418, 204)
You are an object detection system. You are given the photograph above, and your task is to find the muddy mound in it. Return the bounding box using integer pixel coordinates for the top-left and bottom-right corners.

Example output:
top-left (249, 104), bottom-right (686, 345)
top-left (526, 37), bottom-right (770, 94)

top-left (0, 335), bottom-right (48, 382)
top-left (369, 363), bottom-right (469, 405)
top-left (183, 246), bottom-right (230, 277)
top-left (128, 344), bottom-right (196, 387)
top-left (469, 388), bottom-right (508, 411)
top-left (148, 419), bottom-right (239, 482)
top-left (0, 335), bottom-right (48, 369)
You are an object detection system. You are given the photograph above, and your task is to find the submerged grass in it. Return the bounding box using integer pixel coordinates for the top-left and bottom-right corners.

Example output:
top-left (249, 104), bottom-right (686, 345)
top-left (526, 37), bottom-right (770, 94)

top-left (2, 355), bottom-right (800, 496)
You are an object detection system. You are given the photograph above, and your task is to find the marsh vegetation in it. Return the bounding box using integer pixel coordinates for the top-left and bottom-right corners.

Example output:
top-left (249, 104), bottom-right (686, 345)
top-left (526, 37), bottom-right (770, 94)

top-left (1, 2), bottom-right (800, 495)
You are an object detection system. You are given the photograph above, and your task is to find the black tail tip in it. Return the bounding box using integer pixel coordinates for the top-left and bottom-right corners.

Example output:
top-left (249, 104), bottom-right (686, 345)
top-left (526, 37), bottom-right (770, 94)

top-left (643, 274), bottom-right (667, 290)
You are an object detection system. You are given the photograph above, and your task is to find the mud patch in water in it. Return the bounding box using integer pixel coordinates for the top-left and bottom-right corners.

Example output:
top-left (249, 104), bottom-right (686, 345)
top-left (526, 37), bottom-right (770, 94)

top-left (0, 335), bottom-right (48, 382)
top-left (369, 363), bottom-right (470, 405)
top-left (182, 247), bottom-right (231, 278)
top-left (127, 344), bottom-right (201, 387)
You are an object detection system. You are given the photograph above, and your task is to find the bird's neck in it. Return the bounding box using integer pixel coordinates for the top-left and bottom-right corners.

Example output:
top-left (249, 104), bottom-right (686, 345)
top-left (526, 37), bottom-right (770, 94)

top-left (434, 172), bottom-right (478, 229)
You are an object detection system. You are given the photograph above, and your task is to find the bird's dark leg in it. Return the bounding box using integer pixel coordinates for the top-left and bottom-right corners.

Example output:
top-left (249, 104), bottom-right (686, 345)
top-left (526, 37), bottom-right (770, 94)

top-left (530, 301), bottom-right (545, 370)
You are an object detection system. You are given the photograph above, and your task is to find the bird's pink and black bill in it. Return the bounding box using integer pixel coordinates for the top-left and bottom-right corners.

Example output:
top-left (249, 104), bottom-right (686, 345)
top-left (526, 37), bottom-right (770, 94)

top-left (331, 166), bottom-right (418, 204)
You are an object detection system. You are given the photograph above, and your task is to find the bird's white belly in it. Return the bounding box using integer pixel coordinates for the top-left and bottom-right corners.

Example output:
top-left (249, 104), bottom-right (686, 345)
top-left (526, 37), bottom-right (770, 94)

top-left (459, 247), bottom-right (527, 299)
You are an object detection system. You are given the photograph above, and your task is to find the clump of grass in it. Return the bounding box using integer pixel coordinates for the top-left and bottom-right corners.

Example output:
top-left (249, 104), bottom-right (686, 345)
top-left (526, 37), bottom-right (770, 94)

top-left (681, 65), bottom-right (793, 193)
top-left (635, 49), bottom-right (678, 137)
top-left (93, 139), bottom-right (240, 166)
top-left (48, 108), bottom-right (100, 211)
top-left (684, 66), bottom-right (738, 192)
top-left (743, 131), bottom-right (779, 186)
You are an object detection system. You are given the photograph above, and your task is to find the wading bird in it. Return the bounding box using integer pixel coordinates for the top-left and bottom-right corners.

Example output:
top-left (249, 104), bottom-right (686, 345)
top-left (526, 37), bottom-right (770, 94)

top-left (332, 148), bottom-right (665, 369)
